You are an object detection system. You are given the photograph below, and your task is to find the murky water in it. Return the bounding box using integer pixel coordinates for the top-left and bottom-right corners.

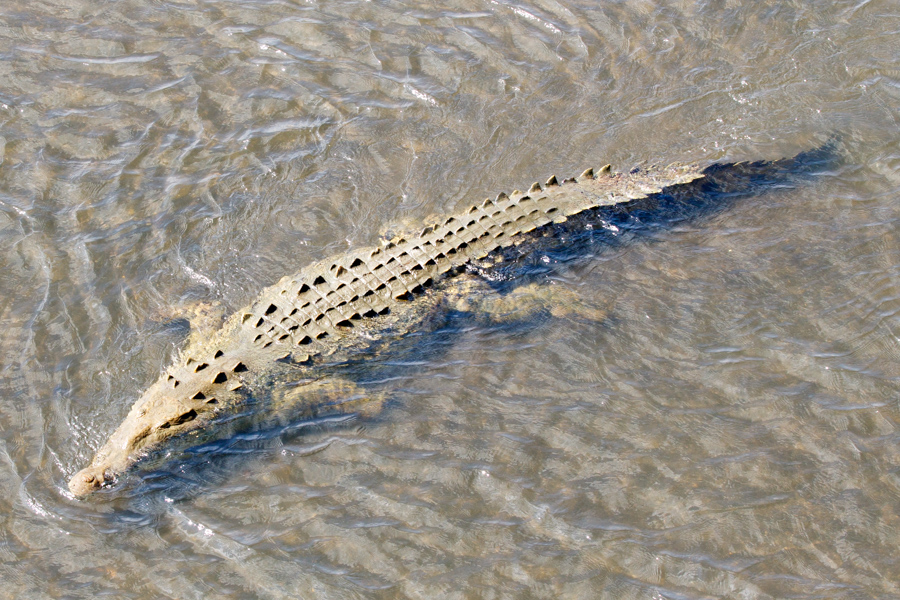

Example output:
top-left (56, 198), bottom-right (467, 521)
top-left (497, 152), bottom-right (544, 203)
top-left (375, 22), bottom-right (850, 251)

top-left (1, 0), bottom-right (899, 597)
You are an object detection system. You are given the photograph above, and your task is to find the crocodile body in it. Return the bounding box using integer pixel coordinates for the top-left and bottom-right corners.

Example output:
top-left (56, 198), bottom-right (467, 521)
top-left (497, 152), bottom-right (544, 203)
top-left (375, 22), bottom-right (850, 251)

top-left (69, 162), bottom-right (712, 497)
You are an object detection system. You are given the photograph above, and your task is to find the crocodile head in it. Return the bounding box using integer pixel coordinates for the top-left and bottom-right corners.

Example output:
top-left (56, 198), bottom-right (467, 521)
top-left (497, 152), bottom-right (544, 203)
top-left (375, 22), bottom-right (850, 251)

top-left (68, 373), bottom-right (237, 497)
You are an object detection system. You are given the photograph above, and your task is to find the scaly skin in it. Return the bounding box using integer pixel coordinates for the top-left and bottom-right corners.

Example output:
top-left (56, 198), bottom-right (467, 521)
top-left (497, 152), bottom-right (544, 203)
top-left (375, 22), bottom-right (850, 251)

top-left (69, 162), bottom-right (711, 497)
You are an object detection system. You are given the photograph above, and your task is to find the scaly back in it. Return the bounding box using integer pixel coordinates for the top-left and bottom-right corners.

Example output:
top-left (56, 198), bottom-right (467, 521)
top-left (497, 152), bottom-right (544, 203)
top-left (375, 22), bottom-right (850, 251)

top-left (161, 163), bottom-right (707, 404)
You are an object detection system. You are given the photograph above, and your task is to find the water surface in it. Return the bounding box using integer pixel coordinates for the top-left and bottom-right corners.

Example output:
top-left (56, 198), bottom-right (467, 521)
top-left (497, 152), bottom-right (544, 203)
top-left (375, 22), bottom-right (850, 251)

top-left (1, 0), bottom-right (899, 597)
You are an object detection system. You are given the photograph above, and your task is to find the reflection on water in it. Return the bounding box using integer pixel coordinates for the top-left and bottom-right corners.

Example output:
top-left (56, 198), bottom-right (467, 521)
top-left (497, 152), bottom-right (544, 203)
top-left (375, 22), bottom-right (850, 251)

top-left (1, 0), bottom-right (900, 597)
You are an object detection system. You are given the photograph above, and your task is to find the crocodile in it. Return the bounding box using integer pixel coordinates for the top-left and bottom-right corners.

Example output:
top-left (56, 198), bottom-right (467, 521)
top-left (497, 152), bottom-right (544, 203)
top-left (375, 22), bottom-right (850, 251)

top-left (67, 157), bottom-right (784, 497)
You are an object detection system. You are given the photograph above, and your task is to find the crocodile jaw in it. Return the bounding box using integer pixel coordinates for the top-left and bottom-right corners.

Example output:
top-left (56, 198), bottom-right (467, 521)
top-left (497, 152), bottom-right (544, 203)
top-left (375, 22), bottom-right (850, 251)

top-left (68, 411), bottom-right (202, 498)
top-left (68, 412), bottom-right (152, 497)
top-left (68, 429), bottom-right (138, 497)
top-left (68, 376), bottom-right (220, 498)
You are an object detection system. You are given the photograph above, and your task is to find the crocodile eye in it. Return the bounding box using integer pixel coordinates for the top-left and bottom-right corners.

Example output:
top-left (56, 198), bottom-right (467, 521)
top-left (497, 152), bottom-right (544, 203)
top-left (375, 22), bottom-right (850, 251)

top-left (158, 409), bottom-right (197, 429)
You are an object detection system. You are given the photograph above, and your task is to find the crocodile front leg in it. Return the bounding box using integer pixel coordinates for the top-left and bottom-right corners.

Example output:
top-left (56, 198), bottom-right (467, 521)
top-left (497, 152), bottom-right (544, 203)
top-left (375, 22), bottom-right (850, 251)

top-left (268, 376), bottom-right (388, 427)
top-left (445, 274), bottom-right (613, 326)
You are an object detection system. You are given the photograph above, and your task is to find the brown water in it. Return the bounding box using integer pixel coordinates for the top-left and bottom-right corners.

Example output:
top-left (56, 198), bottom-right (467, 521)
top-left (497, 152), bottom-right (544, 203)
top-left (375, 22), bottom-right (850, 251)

top-left (1, 0), bottom-right (899, 597)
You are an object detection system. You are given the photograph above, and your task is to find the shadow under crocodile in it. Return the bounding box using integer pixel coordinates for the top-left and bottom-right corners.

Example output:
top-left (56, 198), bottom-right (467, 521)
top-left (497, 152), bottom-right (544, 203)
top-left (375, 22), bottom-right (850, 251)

top-left (84, 140), bottom-right (840, 516)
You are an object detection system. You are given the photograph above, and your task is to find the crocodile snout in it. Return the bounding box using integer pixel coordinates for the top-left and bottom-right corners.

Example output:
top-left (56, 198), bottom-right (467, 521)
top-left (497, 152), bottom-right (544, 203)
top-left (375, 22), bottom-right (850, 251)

top-left (68, 465), bottom-right (114, 497)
